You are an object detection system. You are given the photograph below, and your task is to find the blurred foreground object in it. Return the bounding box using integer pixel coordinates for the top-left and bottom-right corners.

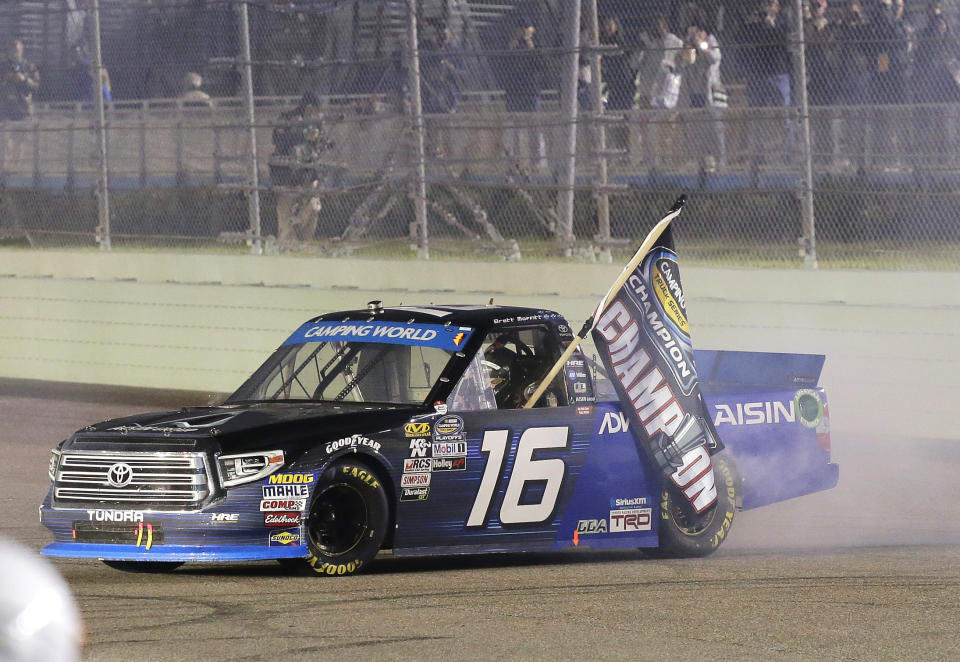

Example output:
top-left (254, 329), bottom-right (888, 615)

top-left (0, 538), bottom-right (81, 662)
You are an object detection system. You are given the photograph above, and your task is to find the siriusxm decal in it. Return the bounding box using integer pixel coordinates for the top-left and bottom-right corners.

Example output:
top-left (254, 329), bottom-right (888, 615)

top-left (283, 321), bottom-right (472, 352)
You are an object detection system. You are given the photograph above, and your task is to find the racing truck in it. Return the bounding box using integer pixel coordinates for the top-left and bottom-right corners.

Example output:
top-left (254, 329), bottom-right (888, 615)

top-left (41, 302), bottom-right (837, 575)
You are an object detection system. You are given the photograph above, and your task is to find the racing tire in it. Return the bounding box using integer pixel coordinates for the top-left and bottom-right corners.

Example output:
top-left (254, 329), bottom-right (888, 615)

top-left (301, 459), bottom-right (389, 576)
top-left (653, 453), bottom-right (740, 558)
top-left (101, 560), bottom-right (184, 573)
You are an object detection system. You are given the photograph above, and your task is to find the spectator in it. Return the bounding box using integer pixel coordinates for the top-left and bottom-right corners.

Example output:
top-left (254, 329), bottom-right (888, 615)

top-left (599, 16), bottom-right (634, 111)
top-left (735, 0), bottom-right (794, 165)
top-left (679, 22), bottom-right (727, 171)
top-left (805, 0), bottom-right (843, 165)
top-left (66, 48), bottom-right (111, 103)
top-left (806, 0), bottom-right (840, 106)
top-left (0, 39), bottom-right (39, 120)
top-left (632, 15), bottom-right (684, 169)
top-left (421, 24), bottom-right (463, 114)
top-left (501, 20), bottom-right (548, 172)
top-left (914, 7), bottom-right (960, 103)
top-left (736, 0), bottom-right (791, 108)
top-left (269, 92), bottom-right (335, 249)
top-left (914, 6), bottom-right (960, 162)
top-left (180, 72), bottom-right (211, 106)
top-left (865, 0), bottom-right (910, 167)
top-left (867, 0), bottom-right (909, 104)
top-left (98, 67), bottom-right (112, 103)
top-left (633, 15), bottom-right (684, 110)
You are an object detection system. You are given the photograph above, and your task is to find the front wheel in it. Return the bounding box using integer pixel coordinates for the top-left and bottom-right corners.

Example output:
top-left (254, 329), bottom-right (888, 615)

top-left (301, 460), bottom-right (389, 576)
top-left (654, 453), bottom-right (740, 558)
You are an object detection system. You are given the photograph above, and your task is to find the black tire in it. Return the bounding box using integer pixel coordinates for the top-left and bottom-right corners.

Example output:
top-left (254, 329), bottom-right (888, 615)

top-left (301, 459), bottom-right (389, 576)
top-left (101, 560), bottom-right (184, 573)
top-left (654, 453), bottom-right (740, 558)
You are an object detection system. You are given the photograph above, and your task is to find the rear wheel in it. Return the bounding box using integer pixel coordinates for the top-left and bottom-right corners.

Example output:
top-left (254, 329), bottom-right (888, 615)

top-left (301, 459), bottom-right (389, 576)
top-left (654, 453), bottom-right (740, 558)
top-left (101, 560), bottom-right (184, 573)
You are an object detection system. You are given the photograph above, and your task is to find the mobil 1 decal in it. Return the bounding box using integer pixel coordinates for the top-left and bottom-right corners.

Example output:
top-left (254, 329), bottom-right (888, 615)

top-left (590, 223), bottom-right (723, 514)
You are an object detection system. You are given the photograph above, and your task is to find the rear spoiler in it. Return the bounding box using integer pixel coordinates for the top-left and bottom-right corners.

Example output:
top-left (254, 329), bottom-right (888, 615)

top-left (694, 350), bottom-right (825, 392)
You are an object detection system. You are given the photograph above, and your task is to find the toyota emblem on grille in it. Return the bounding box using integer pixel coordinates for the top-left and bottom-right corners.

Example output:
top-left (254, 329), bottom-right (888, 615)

top-left (106, 462), bottom-right (134, 488)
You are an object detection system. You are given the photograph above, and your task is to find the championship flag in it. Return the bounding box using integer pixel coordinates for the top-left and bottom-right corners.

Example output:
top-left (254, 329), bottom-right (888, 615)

top-left (524, 196), bottom-right (723, 514)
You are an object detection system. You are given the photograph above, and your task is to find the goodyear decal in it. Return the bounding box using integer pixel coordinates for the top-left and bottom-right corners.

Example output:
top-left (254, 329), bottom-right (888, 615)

top-left (283, 321), bottom-right (473, 352)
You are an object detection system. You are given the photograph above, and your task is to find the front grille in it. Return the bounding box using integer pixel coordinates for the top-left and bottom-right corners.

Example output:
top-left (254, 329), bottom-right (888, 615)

top-left (54, 451), bottom-right (211, 511)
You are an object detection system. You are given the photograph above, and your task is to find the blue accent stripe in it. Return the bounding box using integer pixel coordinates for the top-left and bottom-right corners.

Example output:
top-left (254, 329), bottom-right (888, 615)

top-left (41, 543), bottom-right (307, 562)
top-left (283, 321), bottom-right (472, 351)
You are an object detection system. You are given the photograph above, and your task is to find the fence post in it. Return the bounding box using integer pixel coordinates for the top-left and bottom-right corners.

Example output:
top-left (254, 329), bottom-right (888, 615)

top-left (405, 0), bottom-right (429, 260)
top-left (239, 1), bottom-right (263, 254)
top-left (586, 0), bottom-right (611, 263)
top-left (556, 0), bottom-right (581, 256)
top-left (92, 0), bottom-right (111, 251)
top-left (792, 0), bottom-right (817, 268)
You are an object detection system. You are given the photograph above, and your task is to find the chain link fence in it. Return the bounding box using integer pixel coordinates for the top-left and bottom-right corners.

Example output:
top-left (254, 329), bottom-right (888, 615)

top-left (0, 0), bottom-right (958, 269)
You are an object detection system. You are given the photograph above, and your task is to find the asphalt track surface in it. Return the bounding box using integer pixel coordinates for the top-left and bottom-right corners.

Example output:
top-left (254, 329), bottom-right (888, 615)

top-left (2, 380), bottom-right (959, 662)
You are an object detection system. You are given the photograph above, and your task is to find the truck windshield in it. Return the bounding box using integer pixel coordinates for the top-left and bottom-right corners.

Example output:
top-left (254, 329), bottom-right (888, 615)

top-left (228, 320), bottom-right (472, 405)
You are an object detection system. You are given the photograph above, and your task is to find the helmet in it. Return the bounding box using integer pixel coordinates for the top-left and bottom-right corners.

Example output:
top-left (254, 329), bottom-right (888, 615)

top-left (0, 538), bottom-right (82, 662)
top-left (483, 343), bottom-right (518, 403)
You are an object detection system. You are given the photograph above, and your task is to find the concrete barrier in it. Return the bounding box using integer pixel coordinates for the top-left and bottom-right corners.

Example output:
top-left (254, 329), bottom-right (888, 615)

top-left (1, 249), bottom-right (957, 440)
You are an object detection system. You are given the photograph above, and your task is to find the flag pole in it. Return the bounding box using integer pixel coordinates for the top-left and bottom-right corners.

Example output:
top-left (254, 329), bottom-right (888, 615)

top-left (522, 195), bottom-right (686, 409)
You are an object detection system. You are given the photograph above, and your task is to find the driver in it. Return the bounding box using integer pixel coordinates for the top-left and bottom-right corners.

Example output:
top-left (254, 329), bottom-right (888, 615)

top-left (483, 340), bottom-right (522, 408)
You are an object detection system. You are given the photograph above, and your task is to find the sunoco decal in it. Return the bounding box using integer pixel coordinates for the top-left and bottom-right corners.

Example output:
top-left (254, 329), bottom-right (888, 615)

top-left (283, 321), bottom-right (473, 352)
top-left (268, 529), bottom-right (302, 546)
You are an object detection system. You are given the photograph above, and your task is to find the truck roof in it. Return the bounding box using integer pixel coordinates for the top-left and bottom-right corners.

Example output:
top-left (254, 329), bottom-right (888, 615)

top-left (313, 304), bottom-right (568, 331)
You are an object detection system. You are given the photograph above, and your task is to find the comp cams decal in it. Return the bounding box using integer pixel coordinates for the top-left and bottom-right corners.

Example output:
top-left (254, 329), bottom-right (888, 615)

top-left (260, 499), bottom-right (307, 512)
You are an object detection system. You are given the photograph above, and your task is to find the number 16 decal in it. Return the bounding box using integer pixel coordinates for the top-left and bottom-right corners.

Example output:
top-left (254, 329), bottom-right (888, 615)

top-left (466, 426), bottom-right (570, 528)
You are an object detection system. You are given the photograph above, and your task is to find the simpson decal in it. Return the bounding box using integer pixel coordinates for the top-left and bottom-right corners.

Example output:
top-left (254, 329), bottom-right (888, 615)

top-left (401, 473), bottom-right (431, 488)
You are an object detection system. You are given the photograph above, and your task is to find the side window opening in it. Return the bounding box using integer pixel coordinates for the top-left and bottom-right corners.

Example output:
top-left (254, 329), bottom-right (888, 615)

top-left (478, 327), bottom-right (568, 409)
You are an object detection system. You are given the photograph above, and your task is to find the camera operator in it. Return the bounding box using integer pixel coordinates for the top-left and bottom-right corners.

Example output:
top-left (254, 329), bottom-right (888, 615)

top-left (0, 39), bottom-right (39, 121)
top-left (679, 22), bottom-right (727, 171)
top-left (269, 91), bottom-right (335, 249)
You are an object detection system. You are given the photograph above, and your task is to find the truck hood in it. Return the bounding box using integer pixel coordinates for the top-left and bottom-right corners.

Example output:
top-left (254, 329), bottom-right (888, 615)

top-left (62, 401), bottom-right (431, 456)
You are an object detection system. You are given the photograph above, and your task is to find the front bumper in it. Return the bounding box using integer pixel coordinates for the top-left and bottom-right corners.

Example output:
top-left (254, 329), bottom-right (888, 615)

top-left (42, 542), bottom-right (306, 562)
top-left (39, 488), bottom-right (310, 563)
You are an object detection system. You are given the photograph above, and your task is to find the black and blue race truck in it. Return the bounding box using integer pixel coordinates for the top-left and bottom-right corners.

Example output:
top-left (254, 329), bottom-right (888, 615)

top-left (41, 302), bottom-right (837, 575)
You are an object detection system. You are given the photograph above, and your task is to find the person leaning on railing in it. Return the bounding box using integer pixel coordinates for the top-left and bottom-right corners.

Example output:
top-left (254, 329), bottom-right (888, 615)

top-left (0, 39), bottom-right (39, 121)
top-left (269, 91), bottom-right (335, 250)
